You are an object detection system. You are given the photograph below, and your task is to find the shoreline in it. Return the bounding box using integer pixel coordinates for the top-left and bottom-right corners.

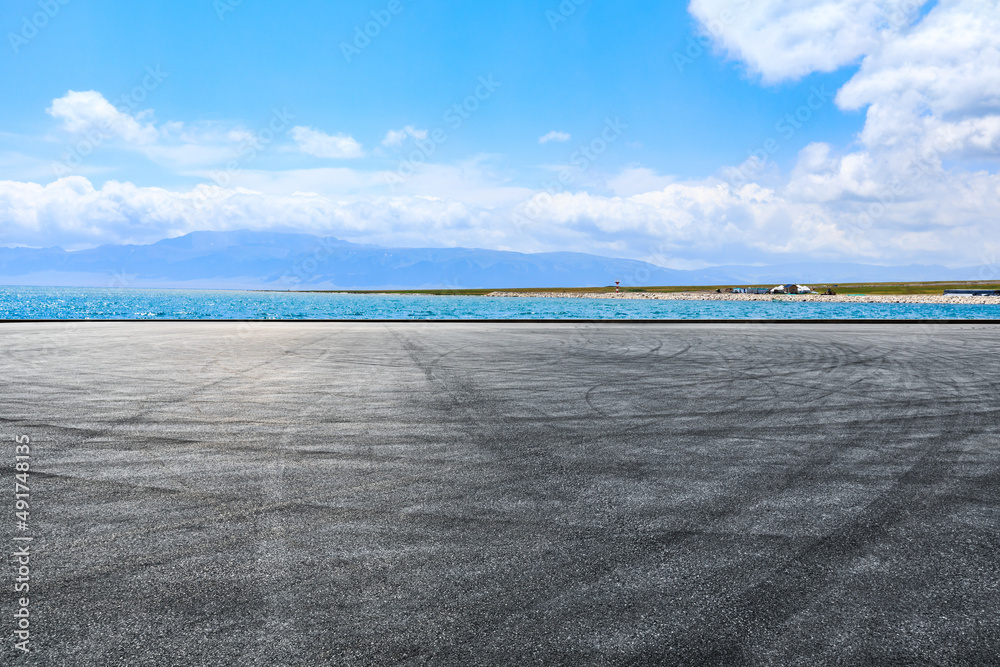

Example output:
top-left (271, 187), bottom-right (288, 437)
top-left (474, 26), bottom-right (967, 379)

top-left (486, 291), bottom-right (1000, 305)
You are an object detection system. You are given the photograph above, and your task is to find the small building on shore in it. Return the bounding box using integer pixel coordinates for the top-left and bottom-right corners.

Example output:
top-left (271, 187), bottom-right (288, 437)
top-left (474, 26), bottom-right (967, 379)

top-left (770, 284), bottom-right (814, 295)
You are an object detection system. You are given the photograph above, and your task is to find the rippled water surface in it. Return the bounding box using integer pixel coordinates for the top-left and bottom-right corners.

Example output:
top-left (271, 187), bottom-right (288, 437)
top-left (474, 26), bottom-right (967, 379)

top-left (1, 286), bottom-right (999, 320)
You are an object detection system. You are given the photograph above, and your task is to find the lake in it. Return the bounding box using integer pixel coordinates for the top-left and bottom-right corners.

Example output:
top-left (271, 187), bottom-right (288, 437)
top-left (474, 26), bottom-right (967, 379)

top-left (2, 286), bottom-right (1000, 320)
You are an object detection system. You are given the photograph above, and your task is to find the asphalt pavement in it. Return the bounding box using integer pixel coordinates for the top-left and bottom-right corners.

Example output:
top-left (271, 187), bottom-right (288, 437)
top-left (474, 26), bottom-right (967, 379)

top-left (1, 321), bottom-right (998, 665)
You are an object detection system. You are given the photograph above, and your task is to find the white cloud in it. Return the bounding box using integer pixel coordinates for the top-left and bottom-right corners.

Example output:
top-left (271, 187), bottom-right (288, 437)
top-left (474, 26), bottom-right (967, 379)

top-left (688, 0), bottom-right (930, 84)
top-left (0, 176), bottom-right (495, 251)
top-left (1, 169), bottom-right (997, 268)
top-left (406, 126), bottom-right (429, 141)
top-left (215, 157), bottom-right (535, 208)
top-left (11, 5), bottom-right (1000, 271)
top-left (44, 91), bottom-right (292, 172)
top-left (47, 90), bottom-right (158, 145)
top-left (766, 0), bottom-right (1000, 230)
top-left (381, 125), bottom-right (429, 147)
top-left (538, 130), bottom-right (571, 144)
top-left (678, 0), bottom-right (1000, 268)
top-left (836, 1), bottom-right (1000, 116)
top-left (381, 129), bottom-right (408, 147)
top-left (290, 126), bottom-right (366, 159)
top-left (606, 167), bottom-right (676, 197)
top-left (691, 0), bottom-right (1000, 164)
top-left (836, 0), bottom-right (1000, 160)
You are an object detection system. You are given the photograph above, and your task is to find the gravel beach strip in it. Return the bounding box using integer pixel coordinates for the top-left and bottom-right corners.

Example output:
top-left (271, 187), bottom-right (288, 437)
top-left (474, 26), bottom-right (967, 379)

top-left (487, 290), bottom-right (1000, 305)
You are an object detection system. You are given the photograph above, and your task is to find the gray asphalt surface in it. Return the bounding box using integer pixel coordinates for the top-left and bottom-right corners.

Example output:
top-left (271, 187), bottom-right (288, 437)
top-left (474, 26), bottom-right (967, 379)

top-left (1, 321), bottom-right (998, 666)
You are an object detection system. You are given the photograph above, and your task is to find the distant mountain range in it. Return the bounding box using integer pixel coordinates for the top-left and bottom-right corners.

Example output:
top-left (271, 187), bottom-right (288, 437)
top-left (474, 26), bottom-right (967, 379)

top-left (0, 230), bottom-right (990, 289)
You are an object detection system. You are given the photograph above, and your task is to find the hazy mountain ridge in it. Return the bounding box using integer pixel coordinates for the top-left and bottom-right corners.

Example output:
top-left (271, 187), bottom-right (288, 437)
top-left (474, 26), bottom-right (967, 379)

top-left (0, 231), bottom-right (989, 289)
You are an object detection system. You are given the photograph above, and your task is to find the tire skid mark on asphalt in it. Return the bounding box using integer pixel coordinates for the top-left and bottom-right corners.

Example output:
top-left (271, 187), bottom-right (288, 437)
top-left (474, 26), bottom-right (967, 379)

top-left (24, 465), bottom-right (448, 580)
top-left (7, 323), bottom-right (1000, 664)
top-left (701, 337), bottom-right (888, 408)
top-left (544, 334), bottom-right (698, 419)
top-left (368, 329), bottom-right (734, 649)
top-left (383, 326), bottom-right (480, 417)
top-left (449, 389), bottom-right (974, 656)
top-left (67, 328), bottom-right (342, 493)
top-left (366, 328), bottom-right (902, 655)
top-left (680, 411), bottom-right (983, 664)
top-left (233, 325), bottom-right (434, 661)
top-left (1, 327), bottom-right (367, 568)
top-left (580, 331), bottom-right (884, 415)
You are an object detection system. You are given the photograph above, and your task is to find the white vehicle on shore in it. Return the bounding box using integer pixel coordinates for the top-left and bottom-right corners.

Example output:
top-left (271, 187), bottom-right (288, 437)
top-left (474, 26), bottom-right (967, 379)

top-left (770, 284), bottom-right (814, 294)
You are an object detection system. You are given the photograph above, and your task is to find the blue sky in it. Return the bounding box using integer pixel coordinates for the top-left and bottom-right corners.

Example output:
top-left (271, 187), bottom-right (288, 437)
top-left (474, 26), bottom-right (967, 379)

top-left (1, 0), bottom-right (998, 270)
top-left (2, 0), bottom-right (861, 182)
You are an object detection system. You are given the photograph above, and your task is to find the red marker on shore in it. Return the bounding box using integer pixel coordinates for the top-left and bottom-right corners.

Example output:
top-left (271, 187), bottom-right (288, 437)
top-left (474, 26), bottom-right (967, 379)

top-left (615, 281), bottom-right (620, 293)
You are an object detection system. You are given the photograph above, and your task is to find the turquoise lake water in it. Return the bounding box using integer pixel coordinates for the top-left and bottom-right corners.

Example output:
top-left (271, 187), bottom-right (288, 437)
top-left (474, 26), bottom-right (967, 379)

top-left (1, 286), bottom-right (999, 320)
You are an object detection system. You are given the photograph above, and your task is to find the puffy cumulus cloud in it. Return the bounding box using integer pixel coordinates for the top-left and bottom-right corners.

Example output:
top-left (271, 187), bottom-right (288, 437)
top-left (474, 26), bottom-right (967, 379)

top-left (688, 0), bottom-right (929, 83)
top-left (22, 4), bottom-right (998, 271)
top-left (780, 141), bottom-right (1000, 267)
top-left (0, 177), bottom-right (469, 250)
top-left (290, 126), bottom-right (365, 159)
top-left (606, 167), bottom-right (676, 197)
top-left (785, 143), bottom-right (886, 202)
top-left (779, 0), bottom-right (1000, 240)
top-left (46, 91), bottom-right (297, 172)
top-left (837, 0), bottom-right (1000, 159)
top-left (381, 126), bottom-right (428, 147)
top-left (538, 131), bottom-right (571, 144)
top-left (0, 177), bottom-right (191, 249)
top-left (0, 172), bottom-right (997, 266)
top-left (512, 181), bottom-right (852, 261)
top-left (687, 0), bottom-right (1000, 267)
top-left (381, 129), bottom-right (408, 147)
top-left (693, 0), bottom-right (1000, 163)
top-left (520, 150), bottom-right (1000, 265)
top-left (837, 0), bottom-right (1000, 116)
top-left (47, 91), bottom-right (158, 145)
